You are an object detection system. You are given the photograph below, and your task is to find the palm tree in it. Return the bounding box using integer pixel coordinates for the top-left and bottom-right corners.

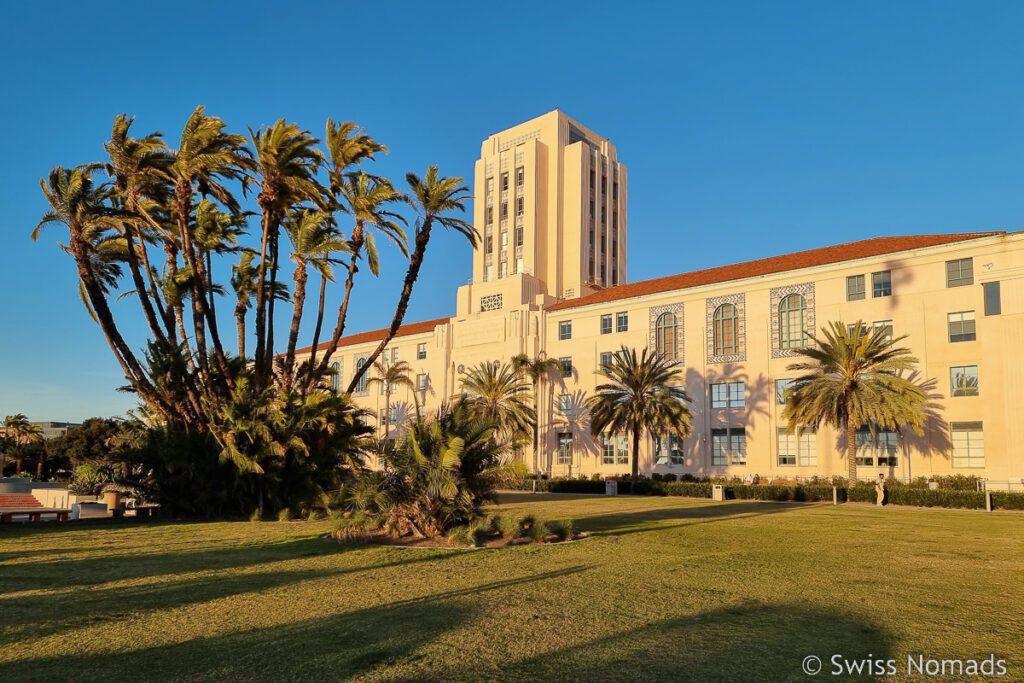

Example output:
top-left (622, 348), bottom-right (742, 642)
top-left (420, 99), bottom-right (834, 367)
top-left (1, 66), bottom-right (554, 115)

top-left (170, 106), bottom-right (254, 388)
top-left (311, 172), bottom-right (407, 392)
top-left (231, 251), bottom-right (259, 359)
top-left (512, 353), bottom-right (560, 472)
top-left (366, 359), bottom-right (416, 439)
top-left (348, 167), bottom-right (476, 392)
top-left (280, 209), bottom-right (348, 391)
top-left (587, 346), bottom-right (694, 484)
top-left (782, 321), bottom-right (927, 485)
top-left (34, 166), bottom-right (171, 418)
top-left (459, 361), bottom-right (535, 453)
top-left (249, 120), bottom-right (324, 382)
top-left (2, 414), bottom-right (42, 475)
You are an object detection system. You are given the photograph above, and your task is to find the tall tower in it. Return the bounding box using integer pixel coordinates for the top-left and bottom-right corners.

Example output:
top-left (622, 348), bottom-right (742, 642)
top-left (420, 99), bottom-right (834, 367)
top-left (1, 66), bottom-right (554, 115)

top-left (468, 110), bottom-right (628, 303)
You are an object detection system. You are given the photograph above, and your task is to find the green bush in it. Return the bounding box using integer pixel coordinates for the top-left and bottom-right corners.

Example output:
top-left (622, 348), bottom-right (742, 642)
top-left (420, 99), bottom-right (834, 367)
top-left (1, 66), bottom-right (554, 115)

top-left (524, 516), bottom-right (549, 542)
top-left (545, 519), bottom-right (575, 542)
top-left (277, 508), bottom-right (292, 522)
top-left (990, 492), bottom-right (1024, 510)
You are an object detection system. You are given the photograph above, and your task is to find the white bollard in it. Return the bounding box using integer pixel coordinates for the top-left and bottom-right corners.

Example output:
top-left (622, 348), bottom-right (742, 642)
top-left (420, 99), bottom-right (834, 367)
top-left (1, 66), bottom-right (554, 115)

top-left (833, 486), bottom-right (838, 506)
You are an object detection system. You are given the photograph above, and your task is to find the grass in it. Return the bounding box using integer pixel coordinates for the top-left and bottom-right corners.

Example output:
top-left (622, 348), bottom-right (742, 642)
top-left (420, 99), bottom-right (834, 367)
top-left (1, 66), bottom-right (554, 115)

top-left (1, 493), bottom-right (1023, 681)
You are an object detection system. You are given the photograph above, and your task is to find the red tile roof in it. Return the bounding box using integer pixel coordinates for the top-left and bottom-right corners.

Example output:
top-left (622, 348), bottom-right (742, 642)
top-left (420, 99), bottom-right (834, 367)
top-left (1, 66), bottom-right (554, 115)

top-left (548, 232), bottom-right (1005, 312)
top-left (296, 316), bottom-right (450, 355)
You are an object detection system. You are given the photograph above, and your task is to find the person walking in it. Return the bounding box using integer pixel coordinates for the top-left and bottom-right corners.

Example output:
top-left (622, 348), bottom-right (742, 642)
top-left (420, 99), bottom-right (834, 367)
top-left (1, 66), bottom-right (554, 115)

top-left (875, 473), bottom-right (886, 506)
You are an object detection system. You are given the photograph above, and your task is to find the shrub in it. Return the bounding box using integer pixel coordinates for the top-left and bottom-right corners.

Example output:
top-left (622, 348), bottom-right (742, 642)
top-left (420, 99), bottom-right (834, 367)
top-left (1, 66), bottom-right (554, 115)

top-left (651, 473), bottom-right (663, 481)
top-left (249, 509), bottom-right (262, 522)
top-left (307, 509), bottom-right (325, 521)
top-left (494, 514), bottom-right (521, 539)
top-left (991, 492), bottom-right (1024, 510)
top-left (661, 473), bottom-right (677, 482)
top-left (545, 519), bottom-right (575, 542)
top-left (446, 525), bottom-right (473, 547)
top-left (524, 516), bottom-right (549, 543)
top-left (277, 508), bottom-right (292, 522)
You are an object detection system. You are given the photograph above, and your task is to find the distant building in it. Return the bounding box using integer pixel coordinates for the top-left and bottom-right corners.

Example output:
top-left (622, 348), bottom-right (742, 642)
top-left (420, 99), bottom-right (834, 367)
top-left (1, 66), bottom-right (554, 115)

top-left (30, 422), bottom-right (80, 440)
top-left (296, 110), bottom-right (1024, 482)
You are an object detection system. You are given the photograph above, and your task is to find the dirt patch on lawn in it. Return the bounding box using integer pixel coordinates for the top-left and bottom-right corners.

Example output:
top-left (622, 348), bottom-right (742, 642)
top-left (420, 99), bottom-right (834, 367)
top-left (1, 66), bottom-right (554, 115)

top-left (325, 530), bottom-right (590, 549)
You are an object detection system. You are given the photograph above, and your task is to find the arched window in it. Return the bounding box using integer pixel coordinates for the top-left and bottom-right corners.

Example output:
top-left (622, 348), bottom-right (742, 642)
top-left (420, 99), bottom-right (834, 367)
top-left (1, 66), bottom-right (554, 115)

top-left (355, 358), bottom-right (368, 393)
top-left (779, 294), bottom-right (806, 349)
top-left (330, 362), bottom-right (340, 392)
top-left (655, 312), bottom-right (677, 359)
top-left (713, 303), bottom-right (738, 355)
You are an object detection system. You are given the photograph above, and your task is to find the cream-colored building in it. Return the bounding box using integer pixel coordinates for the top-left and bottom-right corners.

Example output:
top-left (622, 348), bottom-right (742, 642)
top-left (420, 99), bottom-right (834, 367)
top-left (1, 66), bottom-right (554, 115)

top-left (297, 110), bottom-right (1024, 483)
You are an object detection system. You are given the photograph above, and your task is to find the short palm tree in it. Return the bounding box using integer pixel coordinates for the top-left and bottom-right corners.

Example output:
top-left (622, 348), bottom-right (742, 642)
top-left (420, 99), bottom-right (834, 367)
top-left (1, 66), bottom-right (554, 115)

top-left (587, 346), bottom-right (693, 483)
top-left (367, 359), bottom-right (416, 439)
top-left (2, 414), bottom-right (43, 475)
top-left (459, 361), bottom-right (535, 447)
top-left (782, 321), bottom-right (927, 485)
top-left (511, 353), bottom-right (560, 470)
top-left (347, 166), bottom-right (476, 393)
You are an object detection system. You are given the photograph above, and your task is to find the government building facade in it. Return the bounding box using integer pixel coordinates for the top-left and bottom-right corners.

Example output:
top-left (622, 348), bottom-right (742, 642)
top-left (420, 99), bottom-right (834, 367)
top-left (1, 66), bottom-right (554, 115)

top-left (297, 110), bottom-right (1024, 483)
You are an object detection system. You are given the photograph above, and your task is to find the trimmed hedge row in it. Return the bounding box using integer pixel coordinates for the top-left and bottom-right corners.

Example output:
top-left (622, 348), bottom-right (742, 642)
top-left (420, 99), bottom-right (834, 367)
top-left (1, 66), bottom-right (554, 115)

top-left (505, 479), bottom-right (1024, 510)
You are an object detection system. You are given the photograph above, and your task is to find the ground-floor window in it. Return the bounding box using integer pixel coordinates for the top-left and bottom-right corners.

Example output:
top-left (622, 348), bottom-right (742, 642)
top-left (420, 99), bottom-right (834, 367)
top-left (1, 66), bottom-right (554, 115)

top-left (711, 428), bottom-right (746, 465)
top-left (616, 435), bottom-right (629, 465)
top-left (777, 427), bottom-right (817, 466)
top-left (855, 426), bottom-right (898, 466)
top-left (654, 434), bottom-right (684, 465)
top-left (557, 433), bottom-right (572, 465)
top-left (602, 436), bottom-right (615, 465)
top-left (951, 421), bottom-right (984, 468)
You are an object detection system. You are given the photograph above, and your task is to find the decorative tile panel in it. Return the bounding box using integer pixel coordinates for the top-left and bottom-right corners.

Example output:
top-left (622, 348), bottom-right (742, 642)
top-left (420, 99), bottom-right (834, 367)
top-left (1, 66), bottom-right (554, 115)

top-left (705, 293), bottom-right (746, 364)
top-left (770, 282), bottom-right (816, 359)
top-left (648, 303), bottom-right (685, 364)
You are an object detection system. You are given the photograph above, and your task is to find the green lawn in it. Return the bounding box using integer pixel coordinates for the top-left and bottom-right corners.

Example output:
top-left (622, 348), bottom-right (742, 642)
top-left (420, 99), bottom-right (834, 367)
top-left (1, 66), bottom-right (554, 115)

top-left (1, 494), bottom-right (1022, 682)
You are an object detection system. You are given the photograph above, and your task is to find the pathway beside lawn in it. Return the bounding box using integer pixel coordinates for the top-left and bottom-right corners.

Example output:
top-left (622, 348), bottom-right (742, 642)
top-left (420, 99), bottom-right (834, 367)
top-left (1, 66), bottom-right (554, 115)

top-left (1, 493), bottom-right (1021, 681)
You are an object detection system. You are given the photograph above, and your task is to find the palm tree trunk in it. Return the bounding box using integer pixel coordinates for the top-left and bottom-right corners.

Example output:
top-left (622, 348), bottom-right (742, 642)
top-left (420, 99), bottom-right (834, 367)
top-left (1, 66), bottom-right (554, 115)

top-left (306, 273), bottom-right (328, 382)
top-left (253, 202), bottom-right (277, 385)
top-left (347, 220), bottom-right (433, 393)
top-left (267, 230), bottom-right (280, 376)
top-left (122, 222), bottom-right (169, 348)
top-left (532, 380), bottom-right (540, 474)
top-left (847, 415), bottom-right (858, 487)
top-left (283, 260), bottom-right (308, 392)
top-left (308, 226), bottom-right (364, 392)
top-left (235, 306), bottom-right (247, 359)
top-left (36, 460), bottom-right (43, 479)
top-left (631, 430), bottom-right (641, 490)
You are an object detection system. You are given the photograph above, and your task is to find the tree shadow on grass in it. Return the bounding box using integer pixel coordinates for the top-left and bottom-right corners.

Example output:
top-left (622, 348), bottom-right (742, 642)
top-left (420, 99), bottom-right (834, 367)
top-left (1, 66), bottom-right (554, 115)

top-left (2, 566), bottom-right (591, 682)
top-left (570, 501), bottom-right (805, 537)
top-left (2, 548), bottom-right (463, 637)
top-left (0, 532), bottom-right (347, 593)
top-left (452, 603), bottom-right (894, 682)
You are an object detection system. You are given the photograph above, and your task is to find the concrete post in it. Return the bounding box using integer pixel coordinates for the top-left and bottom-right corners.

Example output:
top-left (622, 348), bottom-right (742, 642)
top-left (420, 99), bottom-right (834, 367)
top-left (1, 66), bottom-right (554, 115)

top-left (833, 486), bottom-right (838, 506)
top-left (986, 490), bottom-right (993, 512)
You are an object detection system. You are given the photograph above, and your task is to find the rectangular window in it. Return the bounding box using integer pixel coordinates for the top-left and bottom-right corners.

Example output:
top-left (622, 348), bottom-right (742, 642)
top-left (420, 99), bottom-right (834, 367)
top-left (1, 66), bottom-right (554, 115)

top-left (416, 373), bottom-right (427, 391)
top-left (389, 406), bottom-right (398, 426)
top-left (515, 166), bottom-right (524, 187)
top-left (485, 207), bottom-right (493, 225)
top-left (871, 270), bottom-right (892, 298)
top-left (872, 320), bottom-right (893, 343)
top-left (950, 365), bottom-right (979, 397)
top-left (600, 314), bottom-right (612, 335)
top-left (602, 436), bottom-right (615, 465)
top-left (948, 311), bottom-right (976, 342)
top-left (559, 357), bottom-right (572, 378)
top-left (711, 428), bottom-right (746, 465)
top-left (557, 433), bottom-right (572, 465)
top-left (558, 320), bottom-right (572, 340)
top-left (515, 227), bottom-right (523, 247)
top-left (856, 427), bottom-right (899, 467)
top-left (599, 351), bottom-right (613, 368)
top-left (391, 348), bottom-right (399, 364)
top-left (501, 202), bottom-right (508, 220)
top-left (847, 323), bottom-right (868, 338)
top-left (486, 177), bottom-right (494, 195)
top-left (416, 342), bottom-right (426, 360)
top-left (951, 421), bottom-right (984, 468)
top-left (710, 383), bottom-right (728, 409)
top-left (616, 435), bottom-right (629, 465)
top-left (616, 311), bottom-right (628, 332)
top-left (516, 197), bottom-right (524, 216)
top-left (710, 382), bottom-right (744, 408)
top-left (589, 170), bottom-right (595, 188)
top-left (654, 434), bottom-right (684, 466)
top-left (983, 282), bottom-right (1001, 316)
top-left (501, 172), bottom-right (509, 191)
top-left (613, 182), bottom-right (618, 200)
top-left (558, 393), bottom-right (573, 417)
top-left (777, 428), bottom-right (796, 466)
top-left (846, 275), bottom-right (865, 301)
top-left (946, 258), bottom-right (974, 287)
top-left (728, 382), bottom-right (745, 408)
top-left (775, 378), bottom-right (794, 405)
top-left (601, 175), bottom-right (607, 194)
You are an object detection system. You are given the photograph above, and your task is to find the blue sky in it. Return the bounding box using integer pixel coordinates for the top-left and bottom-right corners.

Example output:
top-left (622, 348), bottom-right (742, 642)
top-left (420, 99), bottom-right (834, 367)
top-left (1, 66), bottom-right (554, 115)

top-left (1, 1), bottom-right (1022, 421)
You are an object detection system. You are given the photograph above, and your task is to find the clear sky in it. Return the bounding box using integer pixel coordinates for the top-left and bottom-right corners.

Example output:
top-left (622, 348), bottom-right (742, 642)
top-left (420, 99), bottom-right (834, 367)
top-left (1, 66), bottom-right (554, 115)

top-left (1, 1), bottom-right (1022, 422)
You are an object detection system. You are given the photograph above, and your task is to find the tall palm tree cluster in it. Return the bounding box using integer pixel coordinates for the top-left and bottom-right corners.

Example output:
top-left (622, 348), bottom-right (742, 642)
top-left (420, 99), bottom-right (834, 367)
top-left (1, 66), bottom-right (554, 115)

top-left (34, 108), bottom-right (475, 515)
top-left (1, 414), bottom-right (43, 475)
